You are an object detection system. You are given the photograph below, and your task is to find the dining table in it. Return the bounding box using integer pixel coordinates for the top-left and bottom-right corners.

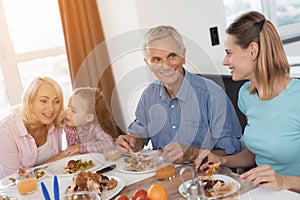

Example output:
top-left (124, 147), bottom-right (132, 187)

top-left (1, 152), bottom-right (300, 200)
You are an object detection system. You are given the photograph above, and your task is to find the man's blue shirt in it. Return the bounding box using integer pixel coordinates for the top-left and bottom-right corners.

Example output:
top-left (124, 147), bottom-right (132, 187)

top-left (128, 70), bottom-right (242, 154)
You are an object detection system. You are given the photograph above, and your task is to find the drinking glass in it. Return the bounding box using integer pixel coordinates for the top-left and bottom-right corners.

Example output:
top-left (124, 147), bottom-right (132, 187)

top-left (60, 191), bottom-right (101, 200)
top-left (154, 156), bottom-right (176, 180)
top-left (102, 140), bottom-right (122, 161)
top-left (16, 168), bottom-right (38, 195)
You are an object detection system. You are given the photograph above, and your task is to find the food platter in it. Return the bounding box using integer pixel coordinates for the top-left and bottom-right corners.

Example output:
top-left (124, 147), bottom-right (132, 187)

top-left (101, 176), bottom-right (125, 200)
top-left (45, 153), bottom-right (104, 176)
top-left (178, 174), bottom-right (241, 199)
top-left (0, 166), bottom-right (47, 189)
top-left (116, 151), bottom-right (157, 174)
top-left (62, 172), bottom-right (125, 200)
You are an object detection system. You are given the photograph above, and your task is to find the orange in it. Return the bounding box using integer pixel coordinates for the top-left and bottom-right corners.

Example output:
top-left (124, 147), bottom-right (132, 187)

top-left (147, 183), bottom-right (168, 200)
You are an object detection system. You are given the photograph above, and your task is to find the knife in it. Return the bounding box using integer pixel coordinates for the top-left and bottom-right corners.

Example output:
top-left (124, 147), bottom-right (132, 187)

top-left (96, 164), bottom-right (116, 174)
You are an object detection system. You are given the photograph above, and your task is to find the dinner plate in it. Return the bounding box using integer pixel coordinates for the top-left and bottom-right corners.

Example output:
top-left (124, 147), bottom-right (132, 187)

top-left (122, 149), bottom-right (158, 157)
top-left (115, 156), bottom-right (155, 174)
top-left (101, 176), bottom-right (125, 200)
top-left (45, 153), bottom-right (104, 176)
top-left (178, 174), bottom-right (241, 199)
top-left (61, 175), bottom-right (125, 200)
top-left (0, 166), bottom-right (47, 189)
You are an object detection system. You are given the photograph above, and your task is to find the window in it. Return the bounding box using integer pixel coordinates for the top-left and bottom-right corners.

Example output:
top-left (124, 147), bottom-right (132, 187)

top-left (276, 0), bottom-right (300, 39)
top-left (223, 0), bottom-right (262, 26)
top-left (0, 0), bottom-right (72, 118)
top-left (223, 0), bottom-right (300, 40)
top-left (0, 65), bottom-right (10, 117)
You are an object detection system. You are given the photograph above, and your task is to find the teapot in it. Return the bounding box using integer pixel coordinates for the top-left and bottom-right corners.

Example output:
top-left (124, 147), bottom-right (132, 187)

top-left (180, 166), bottom-right (207, 200)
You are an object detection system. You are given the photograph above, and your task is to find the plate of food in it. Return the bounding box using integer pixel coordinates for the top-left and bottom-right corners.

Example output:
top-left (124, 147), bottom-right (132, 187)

top-left (0, 166), bottom-right (47, 189)
top-left (178, 174), bottom-right (241, 199)
top-left (116, 151), bottom-right (156, 174)
top-left (64, 170), bottom-right (125, 200)
top-left (45, 153), bottom-right (104, 176)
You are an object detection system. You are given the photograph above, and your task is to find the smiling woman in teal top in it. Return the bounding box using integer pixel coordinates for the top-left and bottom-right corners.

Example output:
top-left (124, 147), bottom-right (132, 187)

top-left (195, 11), bottom-right (300, 192)
top-left (239, 80), bottom-right (300, 176)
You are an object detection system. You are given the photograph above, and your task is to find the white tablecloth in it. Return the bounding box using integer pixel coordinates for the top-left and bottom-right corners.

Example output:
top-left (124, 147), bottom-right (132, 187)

top-left (2, 155), bottom-right (300, 200)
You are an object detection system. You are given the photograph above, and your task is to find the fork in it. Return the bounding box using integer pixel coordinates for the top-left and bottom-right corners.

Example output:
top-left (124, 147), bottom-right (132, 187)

top-left (129, 147), bottom-right (140, 159)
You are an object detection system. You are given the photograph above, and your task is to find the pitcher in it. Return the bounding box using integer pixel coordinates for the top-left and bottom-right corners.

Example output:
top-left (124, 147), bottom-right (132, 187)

top-left (180, 166), bottom-right (207, 200)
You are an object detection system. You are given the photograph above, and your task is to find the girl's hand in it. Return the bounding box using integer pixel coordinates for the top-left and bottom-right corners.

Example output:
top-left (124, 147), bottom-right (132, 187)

top-left (63, 144), bottom-right (80, 156)
top-left (240, 164), bottom-right (285, 190)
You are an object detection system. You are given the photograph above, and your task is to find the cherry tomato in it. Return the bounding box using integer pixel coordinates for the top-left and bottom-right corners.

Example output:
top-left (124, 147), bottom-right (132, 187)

top-left (114, 195), bottom-right (129, 200)
top-left (132, 189), bottom-right (147, 200)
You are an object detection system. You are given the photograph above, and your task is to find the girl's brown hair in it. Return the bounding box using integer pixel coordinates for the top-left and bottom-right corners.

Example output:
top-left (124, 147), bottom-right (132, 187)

top-left (226, 11), bottom-right (290, 100)
top-left (72, 87), bottom-right (124, 138)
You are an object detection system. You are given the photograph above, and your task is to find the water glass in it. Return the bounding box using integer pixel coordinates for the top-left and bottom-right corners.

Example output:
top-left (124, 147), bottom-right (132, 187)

top-left (102, 140), bottom-right (122, 161)
top-left (154, 156), bottom-right (176, 180)
top-left (16, 168), bottom-right (37, 195)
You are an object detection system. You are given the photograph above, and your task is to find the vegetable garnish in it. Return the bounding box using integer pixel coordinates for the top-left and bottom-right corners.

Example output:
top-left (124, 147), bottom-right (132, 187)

top-left (205, 162), bottom-right (220, 183)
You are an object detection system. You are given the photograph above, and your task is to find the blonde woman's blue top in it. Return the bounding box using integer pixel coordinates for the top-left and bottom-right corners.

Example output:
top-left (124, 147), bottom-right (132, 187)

top-left (238, 79), bottom-right (300, 176)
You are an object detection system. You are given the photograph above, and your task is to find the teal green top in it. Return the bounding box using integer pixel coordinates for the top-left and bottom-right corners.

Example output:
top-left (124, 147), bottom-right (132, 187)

top-left (238, 79), bottom-right (300, 176)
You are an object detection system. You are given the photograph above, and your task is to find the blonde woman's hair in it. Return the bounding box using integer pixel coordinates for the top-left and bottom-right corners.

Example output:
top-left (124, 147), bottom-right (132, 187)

top-left (20, 76), bottom-right (64, 127)
top-left (226, 11), bottom-right (290, 100)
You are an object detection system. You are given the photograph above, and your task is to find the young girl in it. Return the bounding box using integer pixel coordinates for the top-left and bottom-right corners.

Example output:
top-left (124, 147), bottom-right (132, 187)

top-left (63, 87), bottom-right (121, 155)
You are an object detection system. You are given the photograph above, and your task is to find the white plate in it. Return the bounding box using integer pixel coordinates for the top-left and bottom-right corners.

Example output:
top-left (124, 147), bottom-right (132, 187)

top-left (242, 188), bottom-right (300, 200)
top-left (178, 174), bottom-right (241, 199)
top-left (0, 165), bottom-right (47, 189)
top-left (101, 176), bottom-right (125, 200)
top-left (45, 153), bottom-right (104, 176)
top-left (122, 149), bottom-right (158, 157)
top-left (115, 157), bottom-right (155, 174)
top-left (0, 166), bottom-right (48, 189)
top-left (0, 174), bottom-right (17, 189)
top-left (62, 175), bottom-right (125, 200)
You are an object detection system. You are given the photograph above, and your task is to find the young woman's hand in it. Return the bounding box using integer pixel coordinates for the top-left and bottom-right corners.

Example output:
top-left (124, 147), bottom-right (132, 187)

top-left (194, 150), bottom-right (223, 171)
top-left (240, 164), bottom-right (285, 190)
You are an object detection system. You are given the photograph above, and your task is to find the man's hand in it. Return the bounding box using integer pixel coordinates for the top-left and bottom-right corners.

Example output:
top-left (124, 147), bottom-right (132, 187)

top-left (115, 135), bottom-right (144, 153)
top-left (163, 142), bottom-right (200, 163)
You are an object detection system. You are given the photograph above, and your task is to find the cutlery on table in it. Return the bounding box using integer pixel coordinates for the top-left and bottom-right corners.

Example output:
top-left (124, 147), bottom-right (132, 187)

top-left (96, 164), bottom-right (116, 174)
top-left (41, 182), bottom-right (51, 200)
top-left (53, 175), bottom-right (59, 200)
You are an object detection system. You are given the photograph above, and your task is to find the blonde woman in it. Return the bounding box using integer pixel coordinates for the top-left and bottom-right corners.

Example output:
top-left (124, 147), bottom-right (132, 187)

top-left (0, 77), bottom-right (66, 178)
top-left (195, 11), bottom-right (300, 192)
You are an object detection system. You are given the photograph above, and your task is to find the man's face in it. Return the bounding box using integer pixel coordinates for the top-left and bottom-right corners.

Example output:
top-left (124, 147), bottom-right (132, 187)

top-left (144, 36), bottom-right (186, 91)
